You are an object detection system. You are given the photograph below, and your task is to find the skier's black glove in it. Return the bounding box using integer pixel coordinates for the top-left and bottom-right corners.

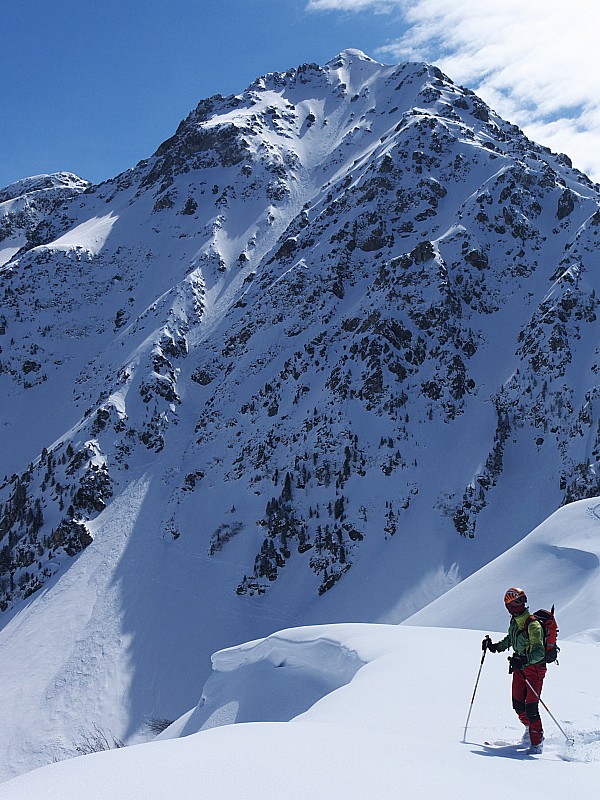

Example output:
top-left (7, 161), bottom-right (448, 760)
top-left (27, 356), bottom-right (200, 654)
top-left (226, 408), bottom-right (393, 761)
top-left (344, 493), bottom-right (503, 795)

top-left (482, 636), bottom-right (497, 652)
top-left (509, 654), bottom-right (527, 671)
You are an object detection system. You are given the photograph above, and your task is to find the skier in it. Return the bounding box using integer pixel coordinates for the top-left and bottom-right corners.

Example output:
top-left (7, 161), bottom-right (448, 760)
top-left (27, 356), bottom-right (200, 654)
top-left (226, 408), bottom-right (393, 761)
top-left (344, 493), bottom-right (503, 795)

top-left (482, 587), bottom-right (546, 752)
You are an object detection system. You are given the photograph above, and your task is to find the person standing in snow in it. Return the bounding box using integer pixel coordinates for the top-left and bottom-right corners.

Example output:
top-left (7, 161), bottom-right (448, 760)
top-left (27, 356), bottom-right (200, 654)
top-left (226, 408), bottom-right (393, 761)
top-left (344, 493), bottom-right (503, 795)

top-left (482, 587), bottom-right (547, 752)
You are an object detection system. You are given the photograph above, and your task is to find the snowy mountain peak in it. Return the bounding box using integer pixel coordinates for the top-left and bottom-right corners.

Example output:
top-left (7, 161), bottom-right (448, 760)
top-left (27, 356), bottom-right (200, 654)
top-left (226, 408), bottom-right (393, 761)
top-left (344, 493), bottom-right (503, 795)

top-left (0, 172), bottom-right (89, 203)
top-left (332, 47), bottom-right (378, 62)
top-left (2, 52), bottom-right (599, 613)
top-left (0, 171), bottom-right (90, 267)
top-left (325, 47), bottom-right (381, 70)
top-left (324, 48), bottom-right (387, 93)
top-left (2, 50), bottom-right (600, 782)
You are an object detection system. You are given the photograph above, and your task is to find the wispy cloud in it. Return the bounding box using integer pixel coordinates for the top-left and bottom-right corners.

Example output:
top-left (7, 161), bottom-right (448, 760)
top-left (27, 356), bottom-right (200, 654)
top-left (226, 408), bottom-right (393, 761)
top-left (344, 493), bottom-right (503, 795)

top-left (307, 0), bottom-right (600, 181)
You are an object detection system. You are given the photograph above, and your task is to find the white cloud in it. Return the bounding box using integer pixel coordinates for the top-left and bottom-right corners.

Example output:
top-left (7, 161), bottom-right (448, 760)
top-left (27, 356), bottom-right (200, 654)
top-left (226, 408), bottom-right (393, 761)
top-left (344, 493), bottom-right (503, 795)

top-left (308, 0), bottom-right (600, 181)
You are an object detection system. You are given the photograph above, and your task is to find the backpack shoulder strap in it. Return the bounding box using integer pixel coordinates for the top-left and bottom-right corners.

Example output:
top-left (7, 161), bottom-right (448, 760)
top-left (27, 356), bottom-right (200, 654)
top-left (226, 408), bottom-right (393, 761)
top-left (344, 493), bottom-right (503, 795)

top-left (523, 613), bottom-right (538, 637)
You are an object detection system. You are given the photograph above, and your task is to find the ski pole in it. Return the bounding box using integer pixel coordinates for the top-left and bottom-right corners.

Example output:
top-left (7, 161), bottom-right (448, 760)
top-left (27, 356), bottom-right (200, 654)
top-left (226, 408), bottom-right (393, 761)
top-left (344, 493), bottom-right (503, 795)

top-left (518, 669), bottom-right (574, 745)
top-left (463, 639), bottom-right (488, 742)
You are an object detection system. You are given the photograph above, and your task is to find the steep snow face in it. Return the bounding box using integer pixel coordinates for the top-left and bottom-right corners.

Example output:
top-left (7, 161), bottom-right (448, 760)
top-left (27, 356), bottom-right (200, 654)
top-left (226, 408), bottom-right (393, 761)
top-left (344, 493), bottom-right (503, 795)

top-left (1, 50), bottom-right (600, 778)
top-left (46, 212), bottom-right (119, 256)
top-left (404, 496), bottom-right (600, 640)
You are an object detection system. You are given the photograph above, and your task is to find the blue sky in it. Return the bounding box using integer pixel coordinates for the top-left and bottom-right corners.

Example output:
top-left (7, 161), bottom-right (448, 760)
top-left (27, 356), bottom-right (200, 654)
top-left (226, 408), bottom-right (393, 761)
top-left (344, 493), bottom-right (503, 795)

top-left (1, 1), bottom-right (406, 188)
top-left (2, 1), bottom-right (599, 188)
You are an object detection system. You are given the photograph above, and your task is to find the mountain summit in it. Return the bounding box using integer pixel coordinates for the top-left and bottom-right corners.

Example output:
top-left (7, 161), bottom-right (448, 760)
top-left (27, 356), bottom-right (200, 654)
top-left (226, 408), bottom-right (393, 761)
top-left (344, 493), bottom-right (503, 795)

top-left (1, 50), bottom-right (599, 776)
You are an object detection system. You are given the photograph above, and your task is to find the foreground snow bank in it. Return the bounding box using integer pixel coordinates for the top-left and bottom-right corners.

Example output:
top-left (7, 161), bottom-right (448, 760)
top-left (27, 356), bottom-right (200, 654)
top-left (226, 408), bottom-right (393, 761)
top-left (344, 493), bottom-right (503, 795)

top-left (2, 624), bottom-right (600, 800)
top-left (163, 624), bottom-right (366, 737)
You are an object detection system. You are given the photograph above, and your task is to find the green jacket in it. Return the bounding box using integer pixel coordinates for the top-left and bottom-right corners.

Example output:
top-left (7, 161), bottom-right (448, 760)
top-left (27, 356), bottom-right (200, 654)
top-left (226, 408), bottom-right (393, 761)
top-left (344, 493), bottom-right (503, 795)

top-left (495, 609), bottom-right (545, 666)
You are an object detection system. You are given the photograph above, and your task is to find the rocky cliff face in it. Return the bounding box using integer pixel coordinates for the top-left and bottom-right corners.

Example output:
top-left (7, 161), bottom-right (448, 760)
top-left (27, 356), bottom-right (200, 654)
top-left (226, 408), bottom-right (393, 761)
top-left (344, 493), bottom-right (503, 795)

top-left (1, 50), bottom-right (599, 613)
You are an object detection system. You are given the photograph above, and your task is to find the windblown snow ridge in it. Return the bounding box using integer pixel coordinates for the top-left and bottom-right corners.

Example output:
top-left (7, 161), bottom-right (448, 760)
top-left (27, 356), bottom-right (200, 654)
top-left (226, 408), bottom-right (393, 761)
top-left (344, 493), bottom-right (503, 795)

top-left (167, 625), bottom-right (367, 737)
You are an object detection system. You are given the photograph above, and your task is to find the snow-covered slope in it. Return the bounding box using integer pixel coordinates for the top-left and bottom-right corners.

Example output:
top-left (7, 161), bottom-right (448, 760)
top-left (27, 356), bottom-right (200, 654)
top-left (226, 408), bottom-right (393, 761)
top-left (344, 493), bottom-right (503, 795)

top-left (2, 481), bottom-right (600, 797)
top-left (2, 49), bottom-right (600, 780)
top-left (165, 493), bottom-right (600, 742)
top-left (404, 497), bottom-right (600, 640)
top-left (2, 625), bottom-right (599, 798)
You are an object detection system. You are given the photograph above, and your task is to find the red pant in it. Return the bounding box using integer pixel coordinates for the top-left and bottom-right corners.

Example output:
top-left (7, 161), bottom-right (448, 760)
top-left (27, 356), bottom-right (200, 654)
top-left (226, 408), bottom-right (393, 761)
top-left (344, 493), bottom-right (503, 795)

top-left (511, 664), bottom-right (546, 746)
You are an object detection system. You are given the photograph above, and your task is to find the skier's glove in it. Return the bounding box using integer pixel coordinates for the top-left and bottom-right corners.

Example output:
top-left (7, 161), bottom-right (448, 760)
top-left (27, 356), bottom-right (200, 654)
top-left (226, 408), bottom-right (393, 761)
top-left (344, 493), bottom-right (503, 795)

top-left (482, 636), bottom-right (497, 652)
top-left (509, 654), bottom-right (527, 671)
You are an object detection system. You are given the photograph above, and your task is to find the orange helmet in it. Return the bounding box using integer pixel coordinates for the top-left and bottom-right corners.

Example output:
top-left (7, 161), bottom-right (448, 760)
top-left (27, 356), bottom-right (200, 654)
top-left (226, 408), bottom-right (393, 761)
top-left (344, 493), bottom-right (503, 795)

top-left (504, 587), bottom-right (527, 606)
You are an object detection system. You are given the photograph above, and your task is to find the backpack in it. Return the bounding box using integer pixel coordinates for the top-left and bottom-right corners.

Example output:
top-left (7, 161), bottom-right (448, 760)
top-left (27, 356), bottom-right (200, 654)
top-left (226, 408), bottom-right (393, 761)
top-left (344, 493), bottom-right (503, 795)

top-left (525, 605), bottom-right (559, 663)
